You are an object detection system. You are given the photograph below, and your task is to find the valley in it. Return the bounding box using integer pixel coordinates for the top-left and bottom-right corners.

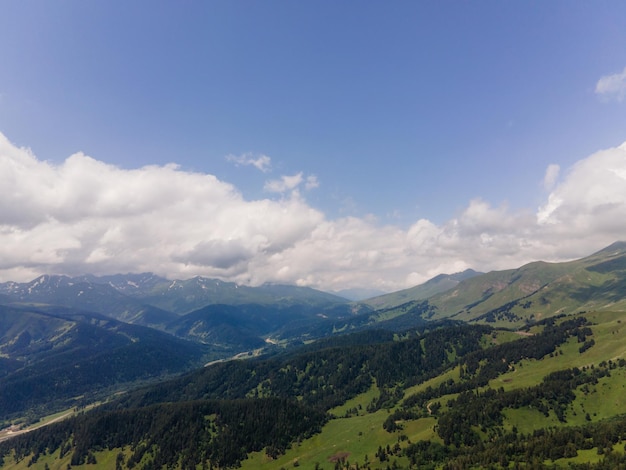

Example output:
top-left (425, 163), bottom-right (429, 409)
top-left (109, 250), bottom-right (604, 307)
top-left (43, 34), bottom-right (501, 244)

top-left (1, 242), bottom-right (626, 468)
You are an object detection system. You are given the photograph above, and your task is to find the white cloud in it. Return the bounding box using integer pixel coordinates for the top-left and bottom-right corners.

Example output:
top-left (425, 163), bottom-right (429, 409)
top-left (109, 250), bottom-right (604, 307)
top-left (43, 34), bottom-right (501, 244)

top-left (226, 152), bottom-right (272, 172)
top-left (537, 144), bottom-right (626, 233)
top-left (264, 172), bottom-right (304, 193)
top-left (262, 173), bottom-right (319, 194)
top-left (305, 175), bottom-right (319, 190)
top-left (595, 67), bottom-right (626, 102)
top-left (0, 133), bottom-right (322, 282)
top-left (543, 164), bottom-right (560, 191)
top-left (1, 131), bottom-right (626, 292)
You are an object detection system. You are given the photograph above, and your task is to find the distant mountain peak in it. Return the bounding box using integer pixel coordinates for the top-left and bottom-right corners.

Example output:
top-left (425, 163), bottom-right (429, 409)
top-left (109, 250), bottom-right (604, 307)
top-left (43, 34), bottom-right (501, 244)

top-left (26, 274), bottom-right (75, 291)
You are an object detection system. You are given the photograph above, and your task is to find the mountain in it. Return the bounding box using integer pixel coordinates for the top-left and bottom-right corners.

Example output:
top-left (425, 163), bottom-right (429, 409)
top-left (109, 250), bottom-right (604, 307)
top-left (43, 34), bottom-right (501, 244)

top-left (75, 272), bottom-right (169, 296)
top-left (425, 241), bottom-right (626, 325)
top-left (3, 242), bottom-right (626, 333)
top-left (0, 282), bottom-right (368, 436)
top-left (0, 273), bottom-right (367, 372)
top-left (362, 268), bottom-right (481, 309)
top-left (0, 273), bottom-right (348, 317)
top-left (333, 287), bottom-right (388, 301)
top-left (167, 304), bottom-right (283, 349)
top-left (0, 304), bottom-right (211, 422)
top-left (3, 242), bottom-right (626, 356)
top-left (0, 274), bottom-right (352, 349)
top-left (3, 241), bottom-right (626, 456)
top-left (107, 276), bottom-right (349, 314)
top-left (0, 274), bottom-right (177, 327)
top-left (3, 244), bottom-right (626, 468)
top-left (357, 242), bottom-right (626, 328)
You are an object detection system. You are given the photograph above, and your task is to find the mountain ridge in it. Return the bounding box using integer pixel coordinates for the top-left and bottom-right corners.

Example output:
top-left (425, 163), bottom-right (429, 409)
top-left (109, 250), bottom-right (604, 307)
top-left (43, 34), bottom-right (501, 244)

top-left (0, 273), bottom-right (348, 316)
top-left (425, 241), bottom-right (626, 325)
top-left (3, 241), bottom-right (626, 332)
top-left (362, 268), bottom-right (482, 309)
top-left (0, 304), bottom-right (212, 421)
top-left (354, 241), bottom-right (626, 328)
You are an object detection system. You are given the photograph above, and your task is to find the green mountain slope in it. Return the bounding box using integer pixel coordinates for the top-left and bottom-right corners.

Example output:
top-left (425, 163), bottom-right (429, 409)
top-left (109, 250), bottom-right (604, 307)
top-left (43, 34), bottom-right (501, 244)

top-left (5, 307), bottom-right (626, 469)
top-left (372, 241), bottom-right (626, 327)
top-left (362, 269), bottom-right (481, 309)
top-left (4, 312), bottom-right (626, 469)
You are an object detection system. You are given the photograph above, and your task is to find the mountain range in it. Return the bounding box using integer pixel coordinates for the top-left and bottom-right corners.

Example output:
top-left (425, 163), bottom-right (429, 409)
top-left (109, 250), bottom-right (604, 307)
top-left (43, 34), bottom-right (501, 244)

top-left (0, 275), bottom-right (356, 422)
top-left (1, 242), bottom-right (626, 468)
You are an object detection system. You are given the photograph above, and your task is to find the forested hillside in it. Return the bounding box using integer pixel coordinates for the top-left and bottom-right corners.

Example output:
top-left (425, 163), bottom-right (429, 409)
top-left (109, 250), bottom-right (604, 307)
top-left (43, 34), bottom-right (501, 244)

top-left (5, 312), bottom-right (626, 469)
top-left (0, 306), bottom-right (211, 423)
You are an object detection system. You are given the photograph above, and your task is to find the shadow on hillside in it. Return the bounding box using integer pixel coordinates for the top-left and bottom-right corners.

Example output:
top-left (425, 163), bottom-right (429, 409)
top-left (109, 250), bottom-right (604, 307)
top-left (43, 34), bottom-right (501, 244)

top-left (569, 275), bottom-right (626, 304)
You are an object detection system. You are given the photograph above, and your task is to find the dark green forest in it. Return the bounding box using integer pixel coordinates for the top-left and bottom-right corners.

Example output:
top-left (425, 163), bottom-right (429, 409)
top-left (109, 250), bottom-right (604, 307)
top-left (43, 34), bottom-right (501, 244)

top-left (1, 398), bottom-right (326, 469)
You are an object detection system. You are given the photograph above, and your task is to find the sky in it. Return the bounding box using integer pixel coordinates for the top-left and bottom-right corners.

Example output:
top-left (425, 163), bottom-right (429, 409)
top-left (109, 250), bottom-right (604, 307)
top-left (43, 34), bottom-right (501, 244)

top-left (1, 1), bottom-right (626, 293)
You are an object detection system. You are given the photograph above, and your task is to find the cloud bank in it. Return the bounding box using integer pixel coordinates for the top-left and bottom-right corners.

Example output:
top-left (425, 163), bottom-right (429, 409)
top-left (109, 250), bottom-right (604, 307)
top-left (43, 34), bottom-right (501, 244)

top-left (1, 132), bottom-right (626, 292)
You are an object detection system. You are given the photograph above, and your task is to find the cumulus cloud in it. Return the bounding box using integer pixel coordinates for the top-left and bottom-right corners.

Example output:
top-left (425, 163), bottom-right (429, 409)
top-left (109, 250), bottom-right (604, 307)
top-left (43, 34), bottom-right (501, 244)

top-left (537, 144), bottom-right (626, 232)
top-left (595, 67), bottom-right (626, 102)
top-left (226, 152), bottom-right (272, 172)
top-left (0, 132), bottom-right (322, 282)
top-left (1, 131), bottom-right (626, 292)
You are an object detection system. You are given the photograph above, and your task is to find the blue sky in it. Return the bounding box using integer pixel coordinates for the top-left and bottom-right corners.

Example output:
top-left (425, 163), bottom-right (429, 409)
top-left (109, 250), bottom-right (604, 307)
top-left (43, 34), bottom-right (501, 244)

top-left (1, 1), bottom-right (626, 292)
